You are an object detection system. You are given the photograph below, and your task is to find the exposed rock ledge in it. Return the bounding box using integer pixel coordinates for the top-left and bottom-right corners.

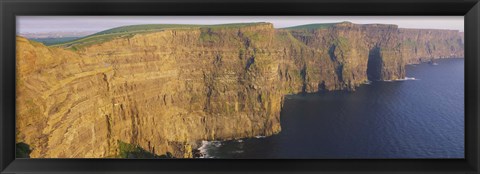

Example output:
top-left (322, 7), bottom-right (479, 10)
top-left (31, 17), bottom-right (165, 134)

top-left (16, 22), bottom-right (464, 158)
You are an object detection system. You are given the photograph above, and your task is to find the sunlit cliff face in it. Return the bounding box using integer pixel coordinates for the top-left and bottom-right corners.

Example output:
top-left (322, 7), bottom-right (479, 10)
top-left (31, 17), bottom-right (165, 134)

top-left (15, 22), bottom-right (464, 158)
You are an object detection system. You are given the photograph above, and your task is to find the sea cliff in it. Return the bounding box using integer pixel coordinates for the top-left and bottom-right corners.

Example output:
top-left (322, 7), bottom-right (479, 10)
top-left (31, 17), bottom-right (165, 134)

top-left (16, 22), bottom-right (464, 158)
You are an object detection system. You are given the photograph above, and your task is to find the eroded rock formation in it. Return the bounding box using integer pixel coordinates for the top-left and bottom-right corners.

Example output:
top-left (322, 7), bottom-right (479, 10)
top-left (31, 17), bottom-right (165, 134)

top-left (16, 22), bottom-right (464, 158)
top-left (399, 28), bottom-right (464, 64)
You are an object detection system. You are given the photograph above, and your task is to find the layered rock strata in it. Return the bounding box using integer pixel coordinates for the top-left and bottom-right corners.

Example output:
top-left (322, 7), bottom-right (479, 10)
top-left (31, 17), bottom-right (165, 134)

top-left (16, 22), bottom-right (464, 158)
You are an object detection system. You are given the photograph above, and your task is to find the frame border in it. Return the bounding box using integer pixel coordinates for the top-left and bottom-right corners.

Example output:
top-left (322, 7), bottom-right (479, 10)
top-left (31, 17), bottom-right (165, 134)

top-left (1, 0), bottom-right (479, 173)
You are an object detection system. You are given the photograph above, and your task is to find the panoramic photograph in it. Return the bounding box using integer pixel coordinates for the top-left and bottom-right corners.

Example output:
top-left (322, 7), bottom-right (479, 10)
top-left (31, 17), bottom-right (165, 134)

top-left (15, 16), bottom-right (464, 159)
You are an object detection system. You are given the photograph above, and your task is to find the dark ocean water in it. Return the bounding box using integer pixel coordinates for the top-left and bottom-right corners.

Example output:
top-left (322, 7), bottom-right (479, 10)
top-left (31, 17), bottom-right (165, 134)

top-left (198, 58), bottom-right (464, 159)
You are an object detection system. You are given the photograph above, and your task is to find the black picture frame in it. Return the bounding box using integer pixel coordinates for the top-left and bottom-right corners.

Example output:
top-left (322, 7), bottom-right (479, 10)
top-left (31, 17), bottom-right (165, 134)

top-left (1, 0), bottom-right (479, 173)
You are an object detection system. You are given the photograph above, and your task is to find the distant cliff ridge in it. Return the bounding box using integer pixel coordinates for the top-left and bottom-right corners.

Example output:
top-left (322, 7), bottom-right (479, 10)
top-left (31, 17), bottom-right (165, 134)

top-left (16, 22), bottom-right (464, 158)
top-left (399, 28), bottom-right (464, 64)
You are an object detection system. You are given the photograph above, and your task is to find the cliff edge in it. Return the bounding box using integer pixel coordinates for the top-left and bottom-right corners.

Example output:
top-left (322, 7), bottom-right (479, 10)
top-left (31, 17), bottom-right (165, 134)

top-left (16, 22), bottom-right (464, 158)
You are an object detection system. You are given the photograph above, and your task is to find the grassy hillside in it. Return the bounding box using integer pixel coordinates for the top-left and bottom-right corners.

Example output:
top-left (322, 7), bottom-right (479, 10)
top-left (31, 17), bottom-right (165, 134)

top-left (51, 23), bottom-right (268, 50)
top-left (282, 22), bottom-right (342, 30)
top-left (30, 37), bottom-right (81, 46)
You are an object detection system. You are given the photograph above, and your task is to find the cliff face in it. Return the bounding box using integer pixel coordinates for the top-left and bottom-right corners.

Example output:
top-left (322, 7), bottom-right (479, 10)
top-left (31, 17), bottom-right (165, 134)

top-left (286, 22), bottom-right (405, 91)
top-left (17, 23), bottom-right (285, 158)
top-left (399, 28), bottom-right (464, 64)
top-left (16, 22), bottom-right (464, 158)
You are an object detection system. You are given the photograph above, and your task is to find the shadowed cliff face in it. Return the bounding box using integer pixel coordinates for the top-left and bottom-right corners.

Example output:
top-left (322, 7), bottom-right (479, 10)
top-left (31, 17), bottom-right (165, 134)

top-left (287, 22), bottom-right (405, 91)
top-left (16, 22), bottom-right (464, 158)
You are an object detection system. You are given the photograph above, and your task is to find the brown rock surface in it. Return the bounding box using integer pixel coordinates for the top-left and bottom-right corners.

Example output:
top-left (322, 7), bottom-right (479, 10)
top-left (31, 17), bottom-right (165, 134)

top-left (16, 22), bottom-right (464, 158)
top-left (399, 28), bottom-right (464, 64)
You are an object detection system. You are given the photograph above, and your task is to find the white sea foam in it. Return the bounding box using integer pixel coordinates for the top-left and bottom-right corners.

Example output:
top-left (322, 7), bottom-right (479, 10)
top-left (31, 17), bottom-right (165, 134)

top-left (236, 139), bottom-right (244, 143)
top-left (197, 140), bottom-right (219, 158)
top-left (381, 77), bottom-right (418, 82)
top-left (255, 135), bottom-right (266, 139)
top-left (197, 140), bottom-right (210, 158)
top-left (395, 77), bottom-right (419, 81)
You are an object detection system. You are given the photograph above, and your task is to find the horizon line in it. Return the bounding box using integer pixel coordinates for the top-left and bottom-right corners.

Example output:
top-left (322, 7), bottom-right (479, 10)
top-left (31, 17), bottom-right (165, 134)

top-left (17, 21), bottom-right (464, 36)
